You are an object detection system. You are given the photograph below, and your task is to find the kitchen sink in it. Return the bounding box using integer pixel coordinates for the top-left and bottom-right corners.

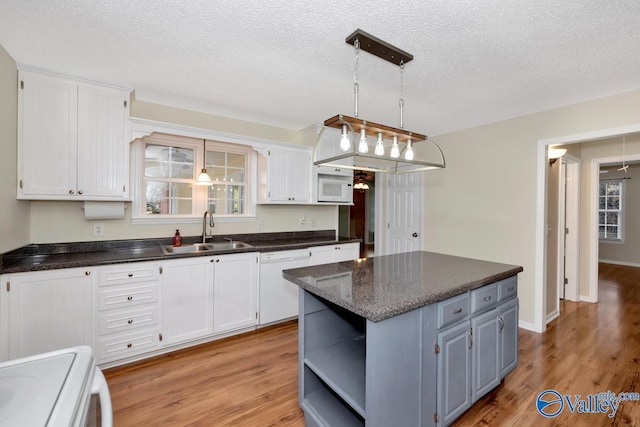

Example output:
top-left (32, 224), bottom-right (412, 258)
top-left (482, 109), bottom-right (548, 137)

top-left (161, 241), bottom-right (254, 255)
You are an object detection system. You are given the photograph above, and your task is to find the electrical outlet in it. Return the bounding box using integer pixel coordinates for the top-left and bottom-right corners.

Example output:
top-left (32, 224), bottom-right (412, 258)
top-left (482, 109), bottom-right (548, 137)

top-left (300, 215), bottom-right (307, 226)
top-left (93, 223), bottom-right (105, 237)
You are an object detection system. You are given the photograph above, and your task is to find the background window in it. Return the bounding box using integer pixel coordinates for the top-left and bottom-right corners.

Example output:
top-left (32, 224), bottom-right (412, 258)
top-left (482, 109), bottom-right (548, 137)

top-left (599, 179), bottom-right (623, 241)
top-left (144, 144), bottom-right (194, 215)
top-left (206, 150), bottom-right (247, 215)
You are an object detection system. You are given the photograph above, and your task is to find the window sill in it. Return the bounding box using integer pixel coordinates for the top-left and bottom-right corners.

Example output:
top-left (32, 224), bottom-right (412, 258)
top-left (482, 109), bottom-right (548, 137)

top-left (599, 238), bottom-right (624, 245)
top-left (132, 215), bottom-right (256, 225)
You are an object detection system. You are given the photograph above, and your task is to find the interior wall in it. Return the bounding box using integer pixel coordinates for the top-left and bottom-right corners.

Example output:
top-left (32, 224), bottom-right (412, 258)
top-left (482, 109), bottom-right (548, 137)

top-left (546, 159), bottom-right (560, 319)
top-left (29, 202), bottom-right (337, 244)
top-left (0, 45), bottom-right (29, 252)
top-left (598, 163), bottom-right (640, 265)
top-left (419, 88), bottom-right (640, 329)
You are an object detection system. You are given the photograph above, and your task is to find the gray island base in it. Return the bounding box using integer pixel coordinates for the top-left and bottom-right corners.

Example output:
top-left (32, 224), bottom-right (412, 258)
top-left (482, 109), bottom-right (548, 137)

top-left (283, 251), bottom-right (523, 427)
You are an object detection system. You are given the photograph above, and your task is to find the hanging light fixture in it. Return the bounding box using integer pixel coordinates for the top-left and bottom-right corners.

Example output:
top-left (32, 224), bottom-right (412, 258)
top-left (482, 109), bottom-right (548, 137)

top-left (358, 127), bottom-right (369, 153)
top-left (195, 139), bottom-right (213, 186)
top-left (354, 171), bottom-right (370, 190)
top-left (374, 132), bottom-right (385, 156)
top-left (312, 29), bottom-right (446, 174)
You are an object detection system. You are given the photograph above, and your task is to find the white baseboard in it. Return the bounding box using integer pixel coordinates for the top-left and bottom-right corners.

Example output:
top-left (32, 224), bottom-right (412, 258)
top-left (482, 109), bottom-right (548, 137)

top-left (580, 295), bottom-right (597, 303)
top-left (599, 259), bottom-right (640, 268)
top-left (518, 320), bottom-right (540, 332)
top-left (546, 310), bottom-right (559, 324)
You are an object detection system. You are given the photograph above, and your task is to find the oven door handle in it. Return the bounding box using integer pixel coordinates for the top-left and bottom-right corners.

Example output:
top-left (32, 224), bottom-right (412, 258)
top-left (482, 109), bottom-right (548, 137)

top-left (91, 368), bottom-right (113, 427)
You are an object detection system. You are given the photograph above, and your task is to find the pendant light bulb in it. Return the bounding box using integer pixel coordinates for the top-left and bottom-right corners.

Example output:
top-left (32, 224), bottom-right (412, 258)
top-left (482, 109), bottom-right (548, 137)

top-left (358, 128), bottom-right (369, 153)
top-left (195, 139), bottom-right (213, 186)
top-left (390, 136), bottom-right (400, 158)
top-left (340, 124), bottom-right (351, 151)
top-left (375, 133), bottom-right (385, 156)
top-left (404, 139), bottom-right (414, 161)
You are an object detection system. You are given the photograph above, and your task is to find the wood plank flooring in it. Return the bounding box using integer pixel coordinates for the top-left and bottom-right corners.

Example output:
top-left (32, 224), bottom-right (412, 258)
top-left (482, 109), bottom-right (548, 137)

top-left (104, 263), bottom-right (640, 426)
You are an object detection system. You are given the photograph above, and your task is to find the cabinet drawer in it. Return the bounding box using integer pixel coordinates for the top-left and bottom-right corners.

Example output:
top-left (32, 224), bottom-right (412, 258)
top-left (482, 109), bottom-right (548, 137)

top-left (99, 285), bottom-right (158, 311)
top-left (98, 327), bottom-right (160, 361)
top-left (470, 283), bottom-right (498, 314)
top-left (99, 306), bottom-right (159, 335)
top-left (437, 293), bottom-right (470, 328)
top-left (498, 276), bottom-right (518, 302)
top-left (99, 264), bottom-right (159, 287)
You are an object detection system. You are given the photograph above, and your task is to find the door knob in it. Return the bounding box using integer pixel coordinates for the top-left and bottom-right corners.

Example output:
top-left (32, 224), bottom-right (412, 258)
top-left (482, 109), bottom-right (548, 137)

top-left (412, 232), bottom-right (419, 237)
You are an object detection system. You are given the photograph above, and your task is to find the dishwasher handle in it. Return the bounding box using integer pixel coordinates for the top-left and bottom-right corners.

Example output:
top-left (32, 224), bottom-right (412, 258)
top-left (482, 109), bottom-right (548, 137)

top-left (261, 250), bottom-right (311, 263)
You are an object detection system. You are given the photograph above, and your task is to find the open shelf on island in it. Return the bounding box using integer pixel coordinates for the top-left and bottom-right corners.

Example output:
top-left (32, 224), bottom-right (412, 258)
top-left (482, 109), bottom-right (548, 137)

top-left (304, 335), bottom-right (366, 417)
top-left (302, 367), bottom-right (365, 427)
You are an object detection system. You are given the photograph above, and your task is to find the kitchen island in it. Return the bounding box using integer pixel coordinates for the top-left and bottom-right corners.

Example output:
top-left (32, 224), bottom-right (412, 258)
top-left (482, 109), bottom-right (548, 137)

top-left (283, 251), bottom-right (523, 427)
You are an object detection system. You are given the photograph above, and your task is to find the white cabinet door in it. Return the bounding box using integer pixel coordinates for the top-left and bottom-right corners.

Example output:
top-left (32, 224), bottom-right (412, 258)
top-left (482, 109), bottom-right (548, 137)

top-left (213, 252), bottom-right (258, 334)
top-left (18, 70), bottom-right (78, 197)
top-left (259, 147), bottom-right (312, 203)
top-left (160, 257), bottom-right (214, 346)
top-left (6, 268), bottom-right (94, 359)
top-left (17, 68), bottom-right (130, 200)
top-left (289, 150), bottom-right (312, 202)
top-left (77, 85), bottom-right (129, 198)
top-left (309, 243), bottom-right (360, 266)
top-left (308, 245), bottom-right (335, 266)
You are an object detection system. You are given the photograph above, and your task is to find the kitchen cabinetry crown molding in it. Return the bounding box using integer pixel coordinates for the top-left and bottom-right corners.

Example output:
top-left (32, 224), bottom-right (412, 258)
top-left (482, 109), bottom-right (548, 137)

top-left (128, 117), bottom-right (312, 155)
top-left (17, 64), bottom-right (132, 92)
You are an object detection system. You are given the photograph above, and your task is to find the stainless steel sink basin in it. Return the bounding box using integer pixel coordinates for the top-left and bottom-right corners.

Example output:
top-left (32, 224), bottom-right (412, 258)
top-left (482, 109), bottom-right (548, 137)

top-left (207, 241), bottom-right (254, 251)
top-left (161, 241), bottom-right (254, 255)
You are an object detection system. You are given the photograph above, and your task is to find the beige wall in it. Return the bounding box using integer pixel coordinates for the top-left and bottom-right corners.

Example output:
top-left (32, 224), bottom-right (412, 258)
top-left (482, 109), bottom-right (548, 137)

top-left (419, 88), bottom-right (640, 328)
top-left (0, 46), bottom-right (29, 252)
top-left (598, 163), bottom-right (640, 265)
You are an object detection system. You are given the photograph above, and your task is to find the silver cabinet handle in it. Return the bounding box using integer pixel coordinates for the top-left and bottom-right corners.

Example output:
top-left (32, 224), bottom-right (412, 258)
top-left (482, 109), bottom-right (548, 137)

top-left (451, 307), bottom-right (462, 314)
top-left (483, 296), bottom-right (492, 302)
top-left (69, 189), bottom-right (75, 195)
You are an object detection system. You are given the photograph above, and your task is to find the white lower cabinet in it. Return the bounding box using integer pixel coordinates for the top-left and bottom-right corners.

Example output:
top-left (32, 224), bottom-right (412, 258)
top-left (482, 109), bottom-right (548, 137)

top-left (96, 262), bottom-right (161, 363)
top-left (308, 242), bottom-right (360, 266)
top-left (213, 252), bottom-right (259, 334)
top-left (160, 257), bottom-right (214, 346)
top-left (2, 267), bottom-right (94, 360)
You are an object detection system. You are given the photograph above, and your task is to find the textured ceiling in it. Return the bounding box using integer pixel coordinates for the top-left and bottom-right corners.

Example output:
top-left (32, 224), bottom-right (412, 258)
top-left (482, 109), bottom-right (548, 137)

top-left (2, 1), bottom-right (640, 136)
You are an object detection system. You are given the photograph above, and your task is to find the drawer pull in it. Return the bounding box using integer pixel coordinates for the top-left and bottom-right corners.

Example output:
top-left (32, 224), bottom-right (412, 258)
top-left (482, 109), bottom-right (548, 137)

top-left (128, 273), bottom-right (133, 277)
top-left (507, 286), bottom-right (514, 291)
top-left (127, 296), bottom-right (133, 301)
top-left (127, 319), bottom-right (133, 324)
top-left (451, 307), bottom-right (463, 314)
top-left (127, 343), bottom-right (132, 348)
top-left (483, 296), bottom-right (492, 302)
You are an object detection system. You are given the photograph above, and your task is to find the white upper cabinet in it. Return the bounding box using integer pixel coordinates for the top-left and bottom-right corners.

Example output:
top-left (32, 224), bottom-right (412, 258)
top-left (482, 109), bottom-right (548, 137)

top-left (17, 68), bottom-right (131, 200)
top-left (257, 146), bottom-right (312, 204)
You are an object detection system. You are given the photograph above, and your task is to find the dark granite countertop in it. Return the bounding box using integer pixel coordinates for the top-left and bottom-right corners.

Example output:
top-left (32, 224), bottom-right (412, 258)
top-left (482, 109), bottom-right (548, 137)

top-left (283, 251), bottom-right (523, 322)
top-left (0, 230), bottom-right (360, 274)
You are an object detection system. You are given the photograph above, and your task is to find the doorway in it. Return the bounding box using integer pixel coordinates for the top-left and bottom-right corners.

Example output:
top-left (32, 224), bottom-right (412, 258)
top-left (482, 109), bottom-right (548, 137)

top-left (536, 125), bottom-right (640, 333)
top-left (339, 171), bottom-right (375, 258)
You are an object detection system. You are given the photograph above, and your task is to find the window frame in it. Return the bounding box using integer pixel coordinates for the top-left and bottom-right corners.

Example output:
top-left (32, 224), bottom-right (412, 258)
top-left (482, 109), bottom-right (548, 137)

top-left (598, 178), bottom-right (625, 243)
top-left (131, 132), bottom-right (256, 224)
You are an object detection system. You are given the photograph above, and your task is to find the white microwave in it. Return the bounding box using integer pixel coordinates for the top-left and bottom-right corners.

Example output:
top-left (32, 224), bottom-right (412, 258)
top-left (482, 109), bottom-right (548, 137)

top-left (318, 176), bottom-right (353, 203)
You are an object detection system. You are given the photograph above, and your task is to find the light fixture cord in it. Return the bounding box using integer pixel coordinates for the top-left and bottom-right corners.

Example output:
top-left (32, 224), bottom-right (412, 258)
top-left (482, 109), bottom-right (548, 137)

top-left (399, 60), bottom-right (405, 129)
top-left (354, 39), bottom-right (360, 118)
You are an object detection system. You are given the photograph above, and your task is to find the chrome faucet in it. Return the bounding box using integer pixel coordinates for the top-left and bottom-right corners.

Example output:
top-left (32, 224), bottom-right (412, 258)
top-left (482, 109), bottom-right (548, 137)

top-left (202, 210), bottom-right (214, 243)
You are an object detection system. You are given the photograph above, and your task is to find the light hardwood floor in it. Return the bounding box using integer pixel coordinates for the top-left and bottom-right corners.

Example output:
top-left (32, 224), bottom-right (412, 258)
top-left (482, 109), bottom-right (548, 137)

top-left (104, 263), bottom-right (640, 426)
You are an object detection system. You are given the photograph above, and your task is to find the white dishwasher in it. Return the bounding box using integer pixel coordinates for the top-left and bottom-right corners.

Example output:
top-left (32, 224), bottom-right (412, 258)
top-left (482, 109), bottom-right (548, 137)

top-left (259, 249), bottom-right (311, 325)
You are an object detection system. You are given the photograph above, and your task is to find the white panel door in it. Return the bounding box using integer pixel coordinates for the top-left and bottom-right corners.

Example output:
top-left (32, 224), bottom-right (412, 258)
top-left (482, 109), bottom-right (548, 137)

top-left (161, 257), bottom-right (214, 345)
top-left (18, 71), bottom-right (78, 197)
top-left (266, 149), bottom-right (290, 201)
top-left (8, 268), bottom-right (94, 358)
top-left (77, 85), bottom-right (129, 198)
top-left (386, 172), bottom-right (423, 254)
top-left (289, 150), bottom-right (311, 202)
top-left (213, 252), bottom-right (258, 334)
